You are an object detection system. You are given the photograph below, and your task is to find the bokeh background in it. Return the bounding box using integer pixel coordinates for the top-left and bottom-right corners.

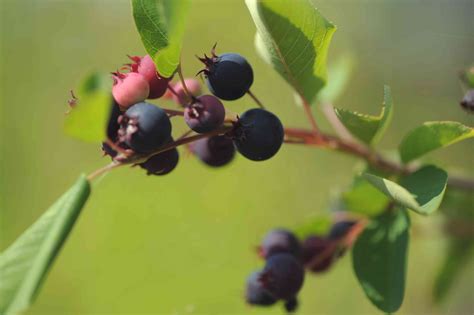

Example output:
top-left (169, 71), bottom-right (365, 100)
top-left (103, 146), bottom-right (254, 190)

top-left (1, 0), bottom-right (473, 314)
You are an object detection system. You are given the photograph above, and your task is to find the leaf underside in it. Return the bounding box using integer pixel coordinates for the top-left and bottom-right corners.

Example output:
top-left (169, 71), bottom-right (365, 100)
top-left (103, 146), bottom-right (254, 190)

top-left (0, 176), bottom-right (90, 315)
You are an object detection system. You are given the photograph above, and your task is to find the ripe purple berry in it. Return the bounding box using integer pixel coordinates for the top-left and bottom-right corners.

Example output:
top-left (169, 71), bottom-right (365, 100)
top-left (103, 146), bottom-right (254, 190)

top-left (189, 135), bottom-right (235, 167)
top-left (198, 46), bottom-right (253, 100)
top-left (118, 102), bottom-right (172, 153)
top-left (184, 95), bottom-right (225, 133)
top-left (139, 147), bottom-right (179, 176)
top-left (259, 229), bottom-right (300, 259)
top-left (460, 89), bottom-right (474, 112)
top-left (301, 236), bottom-right (335, 273)
top-left (260, 253), bottom-right (305, 300)
top-left (102, 97), bottom-right (124, 157)
top-left (129, 55), bottom-right (169, 99)
top-left (112, 72), bottom-right (150, 111)
top-left (233, 108), bottom-right (284, 161)
top-left (245, 271), bottom-right (277, 306)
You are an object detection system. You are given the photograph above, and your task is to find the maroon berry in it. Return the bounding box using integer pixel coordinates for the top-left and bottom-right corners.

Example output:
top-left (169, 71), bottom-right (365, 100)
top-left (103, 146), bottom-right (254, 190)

top-left (460, 89), bottom-right (474, 112)
top-left (301, 236), bottom-right (336, 273)
top-left (129, 55), bottom-right (169, 99)
top-left (184, 95), bottom-right (225, 133)
top-left (189, 135), bottom-right (235, 167)
top-left (112, 72), bottom-right (149, 110)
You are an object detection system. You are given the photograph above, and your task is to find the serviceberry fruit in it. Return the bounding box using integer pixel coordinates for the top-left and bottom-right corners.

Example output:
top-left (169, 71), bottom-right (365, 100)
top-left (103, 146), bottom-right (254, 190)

top-left (190, 135), bottom-right (235, 167)
top-left (198, 46), bottom-right (253, 100)
top-left (460, 89), bottom-right (474, 112)
top-left (128, 55), bottom-right (169, 99)
top-left (112, 71), bottom-right (150, 110)
top-left (233, 108), bottom-right (284, 161)
top-left (284, 297), bottom-right (299, 313)
top-left (118, 102), bottom-right (172, 153)
top-left (184, 95), bottom-right (225, 133)
top-left (139, 146), bottom-right (179, 176)
top-left (301, 236), bottom-right (335, 273)
top-left (260, 253), bottom-right (305, 300)
top-left (328, 220), bottom-right (357, 240)
top-left (245, 271), bottom-right (277, 306)
top-left (165, 78), bottom-right (202, 106)
top-left (101, 97), bottom-right (123, 157)
top-left (259, 229), bottom-right (300, 259)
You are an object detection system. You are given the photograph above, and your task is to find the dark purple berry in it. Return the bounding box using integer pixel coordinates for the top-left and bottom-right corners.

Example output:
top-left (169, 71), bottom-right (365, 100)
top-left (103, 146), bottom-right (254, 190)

top-left (460, 89), bottom-right (474, 112)
top-left (118, 102), bottom-right (172, 153)
top-left (233, 108), bottom-right (284, 161)
top-left (301, 236), bottom-right (335, 273)
top-left (198, 47), bottom-right (253, 101)
top-left (102, 97), bottom-right (124, 157)
top-left (260, 253), bottom-right (305, 300)
top-left (259, 229), bottom-right (300, 259)
top-left (284, 297), bottom-right (299, 313)
top-left (245, 271), bottom-right (277, 306)
top-left (184, 95), bottom-right (225, 133)
top-left (139, 147), bottom-right (179, 176)
top-left (328, 220), bottom-right (357, 240)
top-left (190, 135), bottom-right (235, 167)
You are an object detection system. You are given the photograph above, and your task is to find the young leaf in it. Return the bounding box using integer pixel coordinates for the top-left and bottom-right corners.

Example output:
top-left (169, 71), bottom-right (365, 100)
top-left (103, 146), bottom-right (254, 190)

top-left (64, 72), bottom-right (112, 143)
top-left (246, 0), bottom-right (336, 104)
top-left (334, 85), bottom-right (393, 146)
top-left (0, 176), bottom-right (90, 315)
top-left (363, 165), bottom-right (448, 215)
top-left (317, 53), bottom-right (355, 103)
top-left (132, 0), bottom-right (190, 78)
top-left (399, 121), bottom-right (474, 163)
top-left (352, 208), bottom-right (410, 313)
top-left (433, 239), bottom-right (474, 304)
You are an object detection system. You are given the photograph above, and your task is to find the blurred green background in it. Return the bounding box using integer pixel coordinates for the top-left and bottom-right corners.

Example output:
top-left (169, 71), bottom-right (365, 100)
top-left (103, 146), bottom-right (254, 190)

top-left (1, 0), bottom-right (473, 314)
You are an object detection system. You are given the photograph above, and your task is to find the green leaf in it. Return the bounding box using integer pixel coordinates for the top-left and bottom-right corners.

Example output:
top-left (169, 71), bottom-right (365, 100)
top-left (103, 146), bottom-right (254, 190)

top-left (132, 0), bottom-right (190, 78)
top-left (363, 165), bottom-right (448, 215)
top-left (343, 175), bottom-right (389, 216)
top-left (293, 215), bottom-right (332, 239)
top-left (246, 0), bottom-right (336, 104)
top-left (317, 53), bottom-right (355, 103)
top-left (0, 176), bottom-right (90, 315)
top-left (352, 208), bottom-right (410, 313)
top-left (334, 85), bottom-right (393, 145)
top-left (399, 121), bottom-right (474, 163)
top-left (64, 72), bottom-right (112, 143)
top-left (433, 239), bottom-right (474, 303)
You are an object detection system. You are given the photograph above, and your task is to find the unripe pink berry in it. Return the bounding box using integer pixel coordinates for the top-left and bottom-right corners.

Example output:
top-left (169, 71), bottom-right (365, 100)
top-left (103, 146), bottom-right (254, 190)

top-left (112, 72), bottom-right (150, 111)
top-left (164, 79), bottom-right (202, 106)
top-left (129, 55), bottom-right (169, 99)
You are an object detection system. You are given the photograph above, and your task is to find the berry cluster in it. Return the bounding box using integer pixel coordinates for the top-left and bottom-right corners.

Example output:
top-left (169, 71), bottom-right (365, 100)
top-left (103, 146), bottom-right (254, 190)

top-left (245, 220), bottom-right (359, 312)
top-left (100, 46), bottom-right (284, 175)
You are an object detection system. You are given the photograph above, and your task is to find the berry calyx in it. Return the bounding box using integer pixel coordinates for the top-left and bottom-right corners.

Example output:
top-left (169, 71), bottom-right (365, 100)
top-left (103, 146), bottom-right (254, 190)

top-left (259, 229), bottom-right (300, 259)
top-left (245, 271), bottom-right (277, 306)
top-left (260, 253), bottom-right (305, 300)
top-left (118, 102), bottom-right (172, 153)
top-left (128, 55), bottom-right (169, 99)
top-left (139, 146), bottom-right (179, 176)
top-left (184, 95), bottom-right (225, 133)
top-left (198, 46), bottom-right (253, 100)
top-left (233, 108), bottom-right (284, 161)
top-left (112, 71), bottom-right (150, 111)
top-left (189, 135), bottom-right (235, 167)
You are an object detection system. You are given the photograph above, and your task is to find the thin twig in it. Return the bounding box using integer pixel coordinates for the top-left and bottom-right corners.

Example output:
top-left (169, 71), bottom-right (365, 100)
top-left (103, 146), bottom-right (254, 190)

top-left (163, 108), bottom-right (185, 117)
top-left (247, 90), bottom-right (265, 109)
top-left (177, 64), bottom-right (192, 104)
top-left (87, 162), bottom-right (123, 181)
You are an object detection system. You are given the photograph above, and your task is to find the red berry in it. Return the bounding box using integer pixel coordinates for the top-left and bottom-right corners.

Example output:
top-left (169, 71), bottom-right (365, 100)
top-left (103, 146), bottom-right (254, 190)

top-left (129, 55), bottom-right (169, 99)
top-left (112, 72), bottom-right (149, 111)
